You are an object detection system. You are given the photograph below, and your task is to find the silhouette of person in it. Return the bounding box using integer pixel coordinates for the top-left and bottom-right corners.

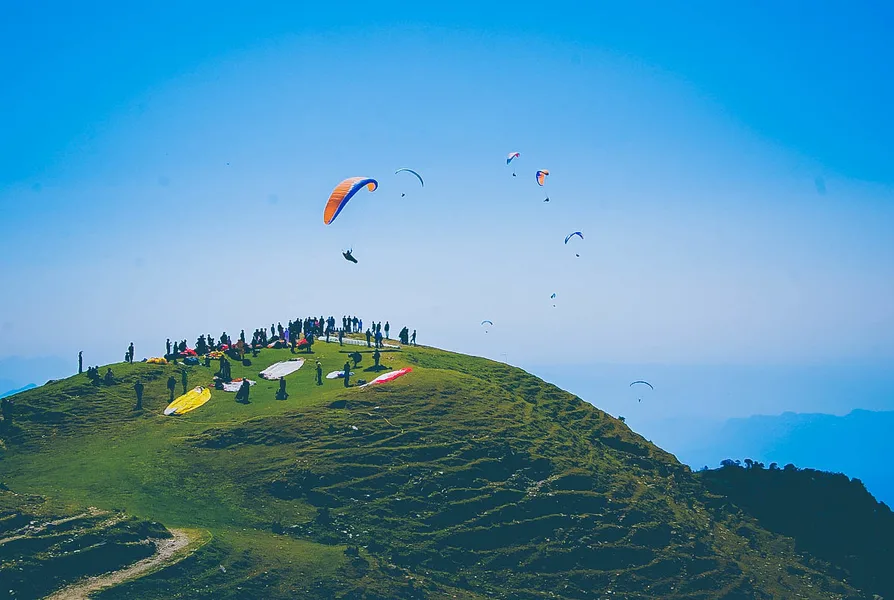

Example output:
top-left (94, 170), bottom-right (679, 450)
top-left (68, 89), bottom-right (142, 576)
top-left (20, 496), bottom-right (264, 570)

top-left (134, 380), bottom-right (144, 410)
top-left (384, 321), bottom-right (390, 339)
top-left (78, 351), bottom-right (83, 374)
top-left (181, 369), bottom-right (188, 394)
top-left (236, 379), bottom-right (250, 403)
top-left (128, 342), bottom-right (135, 364)
top-left (276, 377), bottom-right (288, 400)
top-left (373, 348), bottom-right (381, 369)
top-left (411, 330), bottom-right (416, 345)
top-left (316, 361), bottom-right (323, 385)
top-left (343, 360), bottom-right (352, 387)
top-left (365, 329), bottom-right (372, 347)
top-left (167, 376), bottom-right (177, 402)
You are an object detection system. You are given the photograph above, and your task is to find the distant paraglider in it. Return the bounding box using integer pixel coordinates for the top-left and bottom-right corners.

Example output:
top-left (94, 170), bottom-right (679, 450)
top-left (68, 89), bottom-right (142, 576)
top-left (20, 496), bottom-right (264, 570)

top-left (324, 177), bottom-right (378, 225)
top-left (481, 320), bottom-right (493, 333)
top-left (507, 152), bottom-right (520, 176)
top-left (630, 380), bottom-right (654, 403)
top-left (343, 249), bottom-right (358, 264)
top-left (536, 170), bottom-right (549, 186)
top-left (564, 231), bottom-right (583, 256)
top-left (550, 292), bottom-right (557, 307)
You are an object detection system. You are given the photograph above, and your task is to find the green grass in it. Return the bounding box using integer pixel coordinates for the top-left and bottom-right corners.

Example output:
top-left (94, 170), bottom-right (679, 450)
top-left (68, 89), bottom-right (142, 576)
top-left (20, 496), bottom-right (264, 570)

top-left (0, 340), bottom-right (872, 598)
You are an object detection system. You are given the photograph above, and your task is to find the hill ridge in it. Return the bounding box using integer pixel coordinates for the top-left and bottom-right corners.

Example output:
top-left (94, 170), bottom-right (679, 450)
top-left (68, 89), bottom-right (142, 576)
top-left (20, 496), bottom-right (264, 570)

top-left (0, 341), bottom-right (879, 598)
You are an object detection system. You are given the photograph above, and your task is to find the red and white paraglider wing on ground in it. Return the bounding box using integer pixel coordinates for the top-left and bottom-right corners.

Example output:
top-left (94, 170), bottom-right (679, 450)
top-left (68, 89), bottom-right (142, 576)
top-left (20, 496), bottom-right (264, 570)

top-left (359, 367), bottom-right (413, 388)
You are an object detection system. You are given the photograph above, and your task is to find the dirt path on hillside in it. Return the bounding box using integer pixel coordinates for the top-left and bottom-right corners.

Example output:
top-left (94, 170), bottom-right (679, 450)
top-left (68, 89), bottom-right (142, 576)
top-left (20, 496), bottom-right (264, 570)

top-left (44, 528), bottom-right (198, 600)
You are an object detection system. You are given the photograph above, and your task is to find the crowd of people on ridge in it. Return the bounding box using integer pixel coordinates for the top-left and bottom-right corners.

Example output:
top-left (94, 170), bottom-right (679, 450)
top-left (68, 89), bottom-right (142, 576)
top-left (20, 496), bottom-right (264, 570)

top-left (69, 314), bottom-right (419, 411)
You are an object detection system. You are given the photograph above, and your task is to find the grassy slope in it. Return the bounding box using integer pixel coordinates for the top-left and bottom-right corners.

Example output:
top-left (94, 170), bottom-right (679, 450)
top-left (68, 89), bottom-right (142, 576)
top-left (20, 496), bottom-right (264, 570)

top-left (0, 340), bottom-right (868, 599)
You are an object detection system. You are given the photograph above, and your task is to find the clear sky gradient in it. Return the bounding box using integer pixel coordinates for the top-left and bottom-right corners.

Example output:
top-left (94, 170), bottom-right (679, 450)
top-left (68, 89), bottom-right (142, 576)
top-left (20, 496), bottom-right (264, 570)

top-left (1, 2), bottom-right (892, 421)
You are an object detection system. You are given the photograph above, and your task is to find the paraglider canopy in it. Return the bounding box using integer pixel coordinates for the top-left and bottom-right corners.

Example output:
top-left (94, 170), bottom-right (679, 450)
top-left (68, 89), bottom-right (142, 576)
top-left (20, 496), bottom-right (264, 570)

top-left (536, 170), bottom-right (549, 186)
top-left (506, 152), bottom-right (520, 165)
top-left (395, 168), bottom-right (424, 187)
top-left (564, 231), bottom-right (583, 244)
top-left (480, 320), bottom-right (493, 326)
top-left (324, 177), bottom-right (378, 225)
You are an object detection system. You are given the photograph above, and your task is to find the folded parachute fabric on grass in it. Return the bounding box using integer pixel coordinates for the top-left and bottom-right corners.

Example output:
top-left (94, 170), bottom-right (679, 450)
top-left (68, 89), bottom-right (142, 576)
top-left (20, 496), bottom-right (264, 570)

top-left (259, 359), bottom-right (305, 380)
top-left (146, 357), bottom-right (168, 365)
top-left (164, 386), bottom-right (211, 416)
top-left (359, 368), bottom-right (412, 388)
top-left (221, 378), bottom-right (257, 392)
top-left (326, 370), bottom-right (355, 379)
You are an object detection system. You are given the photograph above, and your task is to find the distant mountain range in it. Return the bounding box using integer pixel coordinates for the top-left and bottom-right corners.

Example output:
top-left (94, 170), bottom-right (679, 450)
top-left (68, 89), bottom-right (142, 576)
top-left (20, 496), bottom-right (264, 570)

top-left (672, 409), bottom-right (894, 506)
top-left (0, 383), bottom-right (37, 399)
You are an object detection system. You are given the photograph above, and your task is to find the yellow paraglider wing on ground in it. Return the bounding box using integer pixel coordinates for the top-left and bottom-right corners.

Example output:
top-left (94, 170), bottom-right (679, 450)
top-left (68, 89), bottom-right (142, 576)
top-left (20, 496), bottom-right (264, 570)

top-left (164, 387), bottom-right (212, 416)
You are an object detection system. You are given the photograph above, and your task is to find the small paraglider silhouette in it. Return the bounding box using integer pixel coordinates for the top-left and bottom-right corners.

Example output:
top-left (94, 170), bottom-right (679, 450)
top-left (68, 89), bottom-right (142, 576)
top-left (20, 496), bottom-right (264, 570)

top-left (481, 320), bottom-right (493, 333)
top-left (544, 197), bottom-right (550, 202)
top-left (550, 292), bottom-right (557, 307)
top-left (507, 152), bottom-right (520, 177)
top-left (565, 231), bottom-right (583, 257)
top-left (342, 249), bottom-right (358, 264)
top-left (395, 168), bottom-right (423, 199)
top-left (630, 380), bottom-right (654, 402)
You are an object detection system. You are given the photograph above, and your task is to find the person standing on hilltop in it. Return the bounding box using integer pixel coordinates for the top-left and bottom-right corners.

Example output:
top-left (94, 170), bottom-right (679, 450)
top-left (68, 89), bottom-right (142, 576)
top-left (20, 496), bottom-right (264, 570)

top-left (316, 361), bottom-right (323, 385)
top-left (236, 379), bottom-right (250, 404)
top-left (181, 369), bottom-right (188, 394)
top-left (373, 348), bottom-right (381, 370)
top-left (365, 328), bottom-right (372, 347)
top-left (166, 339), bottom-right (172, 357)
top-left (343, 360), bottom-right (352, 387)
top-left (276, 377), bottom-right (288, 400)
top-left (78, 351), bottom-right (83, 374)
top-left (128, 342), bottom-right (135, 364)
top-left (167, 375), bottom-right (177, 402)
top-left (134, 379), bottom-right (144, 410)
top-left (338, 329), bottom-right (344, 346)
top-left (384, 321), bottom-right (390, 339)
top-left (411, 330), bottom-right (416, 345)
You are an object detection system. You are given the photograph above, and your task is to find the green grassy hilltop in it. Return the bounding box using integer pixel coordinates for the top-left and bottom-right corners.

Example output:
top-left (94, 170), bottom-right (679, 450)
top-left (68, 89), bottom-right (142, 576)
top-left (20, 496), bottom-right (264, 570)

top-left (0, 340), bottom-right (878, 598)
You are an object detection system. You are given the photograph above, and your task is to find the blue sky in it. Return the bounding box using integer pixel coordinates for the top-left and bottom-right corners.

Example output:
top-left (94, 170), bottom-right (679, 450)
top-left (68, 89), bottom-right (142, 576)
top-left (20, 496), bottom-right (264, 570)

top-left (1, 2), bottom-right (892, 421)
